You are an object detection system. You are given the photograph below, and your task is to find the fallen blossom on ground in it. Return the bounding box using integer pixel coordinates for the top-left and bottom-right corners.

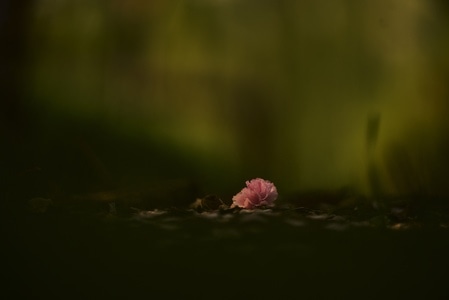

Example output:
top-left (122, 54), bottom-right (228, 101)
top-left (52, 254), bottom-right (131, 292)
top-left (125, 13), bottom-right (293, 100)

top-left (231, 178), bottom-right (278, 209)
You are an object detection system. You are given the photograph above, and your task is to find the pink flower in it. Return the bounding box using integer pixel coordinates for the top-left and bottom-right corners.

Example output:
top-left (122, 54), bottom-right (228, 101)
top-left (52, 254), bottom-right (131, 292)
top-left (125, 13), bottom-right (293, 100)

top-left (231, 178), bottom-right (278, 209)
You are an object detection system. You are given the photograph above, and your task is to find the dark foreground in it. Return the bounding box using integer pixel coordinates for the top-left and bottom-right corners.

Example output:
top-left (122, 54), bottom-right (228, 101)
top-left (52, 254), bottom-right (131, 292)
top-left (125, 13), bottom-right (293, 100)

top-left (3, 202), bottom-right (449, 300)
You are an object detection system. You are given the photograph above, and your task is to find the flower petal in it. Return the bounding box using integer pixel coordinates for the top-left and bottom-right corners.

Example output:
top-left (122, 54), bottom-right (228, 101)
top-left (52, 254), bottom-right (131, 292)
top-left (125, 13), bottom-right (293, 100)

top-left (232, 178), bottom-right (278, 209)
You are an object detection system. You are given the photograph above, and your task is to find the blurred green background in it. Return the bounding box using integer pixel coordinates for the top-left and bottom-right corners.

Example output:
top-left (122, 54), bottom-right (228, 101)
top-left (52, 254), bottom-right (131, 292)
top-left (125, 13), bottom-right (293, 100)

top-left (2, 0), bottom-right (449, 205)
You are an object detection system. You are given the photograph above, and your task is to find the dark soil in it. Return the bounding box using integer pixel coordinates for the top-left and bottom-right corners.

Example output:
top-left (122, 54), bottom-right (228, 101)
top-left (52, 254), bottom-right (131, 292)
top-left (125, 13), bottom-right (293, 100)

top-left (3, 196), bottom-right (449, 300)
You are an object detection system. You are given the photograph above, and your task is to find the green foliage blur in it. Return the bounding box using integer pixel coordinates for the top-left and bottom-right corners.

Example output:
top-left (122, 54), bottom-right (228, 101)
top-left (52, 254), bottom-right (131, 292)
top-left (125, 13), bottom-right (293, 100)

top-left (3, 0), bottom-right (449, 203)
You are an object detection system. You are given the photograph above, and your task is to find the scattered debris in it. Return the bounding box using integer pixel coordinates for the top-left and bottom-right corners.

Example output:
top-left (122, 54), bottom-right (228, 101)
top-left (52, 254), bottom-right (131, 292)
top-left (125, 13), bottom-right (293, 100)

top-left (190, 194), bottom-right (227, 212)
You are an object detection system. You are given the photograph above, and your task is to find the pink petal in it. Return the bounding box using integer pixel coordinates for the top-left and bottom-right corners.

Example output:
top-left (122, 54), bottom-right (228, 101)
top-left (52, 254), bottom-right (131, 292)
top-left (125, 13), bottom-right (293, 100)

top-left (232, 178), bottom-right (278, 209)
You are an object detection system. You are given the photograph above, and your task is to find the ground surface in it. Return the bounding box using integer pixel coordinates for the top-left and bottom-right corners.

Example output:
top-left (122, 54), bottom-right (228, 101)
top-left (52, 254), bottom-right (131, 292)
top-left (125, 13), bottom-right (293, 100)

top-left (3, 197), bottom-right (449, 300)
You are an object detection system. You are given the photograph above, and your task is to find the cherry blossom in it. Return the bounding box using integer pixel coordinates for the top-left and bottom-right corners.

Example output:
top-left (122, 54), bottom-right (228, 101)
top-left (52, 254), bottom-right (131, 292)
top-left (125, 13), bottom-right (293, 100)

top-left (231, 178), bottom-right (278, 209)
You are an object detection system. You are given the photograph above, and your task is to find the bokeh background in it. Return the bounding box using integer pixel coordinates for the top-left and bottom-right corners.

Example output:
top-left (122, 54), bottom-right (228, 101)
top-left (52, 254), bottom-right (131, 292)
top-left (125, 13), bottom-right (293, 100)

top-left (2, 0), bottom-right (449, 206)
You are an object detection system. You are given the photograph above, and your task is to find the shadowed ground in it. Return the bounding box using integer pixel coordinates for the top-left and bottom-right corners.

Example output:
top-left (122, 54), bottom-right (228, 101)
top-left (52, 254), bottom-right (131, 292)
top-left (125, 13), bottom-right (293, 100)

top-left (3, 200), bottom-right (449, 300)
